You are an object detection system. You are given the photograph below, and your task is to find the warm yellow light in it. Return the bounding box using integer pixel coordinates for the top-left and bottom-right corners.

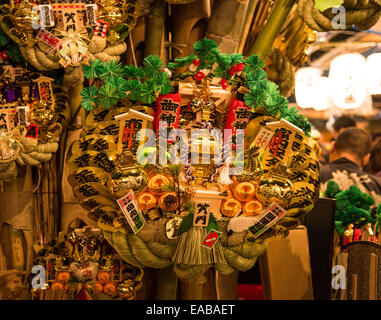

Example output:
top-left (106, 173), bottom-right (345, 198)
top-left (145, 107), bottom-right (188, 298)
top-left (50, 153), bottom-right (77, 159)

top-left (366, 53), bottom-right (381, 95)
top-left (329, 53), bottom-right (369, 110)
top-left (295, 67), bottom-right (321, 109)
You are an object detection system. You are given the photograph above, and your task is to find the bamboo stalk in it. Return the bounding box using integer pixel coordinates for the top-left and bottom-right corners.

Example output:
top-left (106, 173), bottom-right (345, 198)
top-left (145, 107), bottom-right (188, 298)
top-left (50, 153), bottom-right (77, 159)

top-left (33, 169), bottom-right (41, 244)
top-left (53, 154), bottom-right (59, 237)
top-left (242, 0), bottom-right (274, 56)
top-left (238, 0), bottom-right (259, 54)
top-left (144, 0), bottom-right (166, 57)
top-left (257, 0), bottom-right (273, 31)
top-left (41, 164), bottom-right (47, 244)
top-left (48, 159), bottom-right (54, 239)
top-left (249, 0), bottom-right (296, 58)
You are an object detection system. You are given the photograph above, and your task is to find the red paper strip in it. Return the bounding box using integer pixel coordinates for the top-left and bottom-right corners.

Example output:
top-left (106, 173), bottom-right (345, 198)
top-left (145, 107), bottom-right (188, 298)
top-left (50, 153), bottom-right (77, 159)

top-left (154, 93), bottom-right (181, 137)
top-left (224, 97), bottom-right (253, 147)
top-left (94, 20), bottom-right (108, 38)
top-left (25, 124), bottom-right (39, 139)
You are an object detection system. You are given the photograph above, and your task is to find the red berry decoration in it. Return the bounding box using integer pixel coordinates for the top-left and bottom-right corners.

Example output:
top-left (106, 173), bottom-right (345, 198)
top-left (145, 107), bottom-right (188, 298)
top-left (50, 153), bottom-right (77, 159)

top-left (193, 71), bottom-right (205, 81)
top-left (220, 78), bottom-right (228, 90)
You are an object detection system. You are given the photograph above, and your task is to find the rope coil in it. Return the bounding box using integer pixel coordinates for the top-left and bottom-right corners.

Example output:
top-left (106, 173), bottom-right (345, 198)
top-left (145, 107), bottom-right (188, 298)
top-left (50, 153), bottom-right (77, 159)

top-left (298, 0), bottom-right (381, 31)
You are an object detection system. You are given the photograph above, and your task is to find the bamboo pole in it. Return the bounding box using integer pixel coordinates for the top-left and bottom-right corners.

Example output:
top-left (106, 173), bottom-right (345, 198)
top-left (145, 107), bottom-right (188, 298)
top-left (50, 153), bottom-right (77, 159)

top-left (42, 163), bottom-right (50, 242)
top-left (249, 0), bottom-right (296, 58)
top-left (48, 159), bottom-right (54, 239)
top-left (52, 154), bottom-right (59, 237)
top-left (238, 0), bottom-right (259, 54)
top-left (144, 0), bottom-right (166, 57)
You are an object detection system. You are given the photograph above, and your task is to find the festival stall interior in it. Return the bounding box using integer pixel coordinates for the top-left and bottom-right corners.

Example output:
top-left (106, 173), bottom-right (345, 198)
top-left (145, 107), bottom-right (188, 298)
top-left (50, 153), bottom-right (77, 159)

top-left (0, 0), bottom-right (381, 300)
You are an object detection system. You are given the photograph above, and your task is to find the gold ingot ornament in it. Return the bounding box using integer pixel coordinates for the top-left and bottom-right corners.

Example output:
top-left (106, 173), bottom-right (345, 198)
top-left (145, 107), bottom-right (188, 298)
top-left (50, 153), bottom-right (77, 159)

top-left (256, 162), bottom-right (294, 207)
top-left (107, 152), bottom-right (148, 198)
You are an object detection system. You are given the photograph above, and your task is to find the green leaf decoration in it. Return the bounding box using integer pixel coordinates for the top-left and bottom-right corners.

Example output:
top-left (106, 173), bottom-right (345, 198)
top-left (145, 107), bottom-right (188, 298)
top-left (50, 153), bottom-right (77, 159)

top-left (80, 86), bottom-right (99, 111)
top-left (334, 221), bottom-right (346, 235)
top-left (83, 59), bottom-right (105, 79)
top-left (159, 79), bottom-right (173, 95)
top-left (244, 55), bottom-right (265, 75)
top-left (215, 52), bottom-right (232, 68)
top-left (246, 71), bottom-right (267, 93)
top-left (99, 60), bottom-right (124, 82)
top-left (334, 185), bottom-right (376, 234)
top-left (176, 212), bottom-right (194, 236)
top-left (193, 38), bottom-right (219, 69)
top-left (263, 82), bottom-right (281, 107)
top-left (139, 81), bottom-right (159, 104)
top-left (168, 53), bottom-right (197, 69)
top-left (143, 55), bottom-right (165, 79)
top-left (214, 52), bottom-right (232, 79)
top-left (0, 27), bottom-right (9, 46)
top-left (110, 77), bottom-right (129, 98)
top-left (193, 38), bottom-right (218, 59)
top-left (207, 212), bottom-right (220, 232)
top-left (230, 53), bottom-right (244, 66)
top-left (115, 23), bottom-right (131, 41)
top-left (154, 71), bottom-right (173, 95)
top-left (6, 44), bottom-right (23, 62)
top-left (213, 67), bottom-right (226, 80)
top-left (123, 65), bottom-right (145, 79)
top-left (98, 83), bottom-right (120, 109)
top-left (244, 91), bottom-right (261, 109)
top-left (125, 79), bottom-right (143, 101)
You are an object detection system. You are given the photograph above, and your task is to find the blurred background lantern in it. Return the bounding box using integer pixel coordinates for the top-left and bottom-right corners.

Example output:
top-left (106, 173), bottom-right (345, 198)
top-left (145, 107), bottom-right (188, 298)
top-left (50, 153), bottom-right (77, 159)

top-left (366, 53), bottom-right (381, 95)
top-left (295, 67), bottom-right (321, 109)
top-left (329, 53), bottom-right (370, 111)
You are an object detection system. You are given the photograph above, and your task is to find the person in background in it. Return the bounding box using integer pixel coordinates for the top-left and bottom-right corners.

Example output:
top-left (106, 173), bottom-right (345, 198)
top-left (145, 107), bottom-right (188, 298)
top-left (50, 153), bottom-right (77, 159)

top-left (320, 127), bottom-right (381, 203)
top-left (368, 137), bottom-right (381, 177)
top-left (319, 115), bottom-right (357, 165)
top-left (331, 115), bottom-right (357, 140)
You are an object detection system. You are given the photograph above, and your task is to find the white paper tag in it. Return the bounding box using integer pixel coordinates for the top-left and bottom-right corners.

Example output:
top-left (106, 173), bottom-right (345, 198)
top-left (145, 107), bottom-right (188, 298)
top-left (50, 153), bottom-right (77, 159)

top-left (38, 5), bottom-right (55, 28)
top-left (117, 191), bottom-right (145, 234)
top-left (16, 105), bottom-right (30, 127)
top-left (193, 201), bottom-right (211, 227)
top-left (251, 127), bottom-right (274, 151)
top-left (36, 29), bottom-right (61, 51)
top-left (248, 202), bottom-right (287, 238)
top-left (85, 4), bottom-right (98, 26)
